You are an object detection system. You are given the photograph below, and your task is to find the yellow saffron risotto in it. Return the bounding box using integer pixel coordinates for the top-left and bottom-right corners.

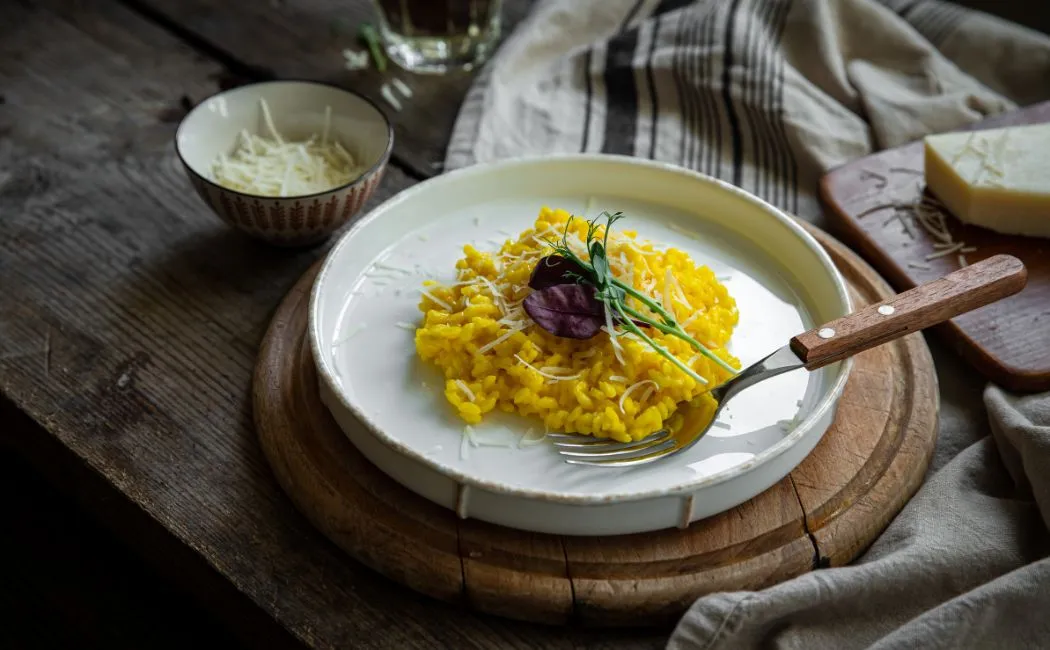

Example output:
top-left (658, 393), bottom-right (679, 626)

top-left (414, 207), bottom-right (740, 443)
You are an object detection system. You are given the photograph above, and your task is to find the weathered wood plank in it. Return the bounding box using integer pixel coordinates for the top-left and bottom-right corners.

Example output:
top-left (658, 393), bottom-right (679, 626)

top-left (0, 1), bottom-right (660, 648)
top-left (120, 0), bottom-right (535, 177)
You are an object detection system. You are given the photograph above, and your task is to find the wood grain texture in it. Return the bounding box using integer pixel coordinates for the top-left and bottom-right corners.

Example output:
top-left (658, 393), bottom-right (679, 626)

top-left (252, 225), bottom-right (939, 627)
top-left (0, 0), bottom-right (963, 645)
top-left (4, 2), bottom-right (664, 648)
top-left (791, 254), bottom-right (1027, 369)
top-left (459, 518), bottom-right (574, 624)
top-left (820, 102), bottom-right (1050, 391)
top-left (792, 224), bottom-right (940, 567)
top-left (124, 0), bottom-right (535, 178)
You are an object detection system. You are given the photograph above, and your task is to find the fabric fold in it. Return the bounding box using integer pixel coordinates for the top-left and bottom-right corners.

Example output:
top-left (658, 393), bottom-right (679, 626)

top-left (445, 1), bottom-right (1050, 647)
top-left (446, 0), bottom-right (1050, 224)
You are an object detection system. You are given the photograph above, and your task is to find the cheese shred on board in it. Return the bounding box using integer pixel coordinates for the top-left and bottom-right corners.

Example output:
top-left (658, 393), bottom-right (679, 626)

top-left (210, 99), bottom-right (364, 197)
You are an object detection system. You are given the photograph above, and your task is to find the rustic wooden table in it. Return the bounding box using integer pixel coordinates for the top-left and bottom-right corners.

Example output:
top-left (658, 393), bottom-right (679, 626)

top-left (0, 0), bottom-right (662, 647)
top-left (7, 1), bottom-right (1046, 647)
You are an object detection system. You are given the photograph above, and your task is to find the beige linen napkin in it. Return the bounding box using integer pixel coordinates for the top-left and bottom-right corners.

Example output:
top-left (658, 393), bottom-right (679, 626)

top-left (446, 1), bottom-right (1050, 647)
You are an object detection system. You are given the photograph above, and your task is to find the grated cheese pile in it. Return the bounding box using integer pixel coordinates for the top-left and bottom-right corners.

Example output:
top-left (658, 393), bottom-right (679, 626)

top-left (210, 100), bottom-right (364, 197)
top-left (860, 173), bottom-right (980, 270)
top-left (413, 207), bottom-right (739, 443)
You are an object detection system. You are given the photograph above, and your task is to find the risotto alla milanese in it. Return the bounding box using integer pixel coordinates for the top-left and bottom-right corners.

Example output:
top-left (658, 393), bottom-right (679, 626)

top-left (414, 207), bottom-right (739, 444)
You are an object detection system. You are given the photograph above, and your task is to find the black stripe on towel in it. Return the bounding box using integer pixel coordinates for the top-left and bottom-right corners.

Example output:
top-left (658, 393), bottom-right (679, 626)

top-left (720, 0), bottom-right (746, 187)
top-left (645, 11), bottom-right (663, 159)
top-left (737, 0), bottom-right (771, 202)
top-left (770, 0), bottom-right (798, 212)
top-left (601, 0), bottom-right (647, 155)
top-left (653, 0), bottom-right (694, 165)
top-left (668, 4), bottom-right (690, 166)
top-left (688, 4), bottom-right (722, 175)
top-left (683, 4), bottom-right (703, 170)
top-left (655, 0), bottom-right (692, 14)
top-left (754, 0), bottom-right (783, 207)
top-left (580, 49), bottom-right (594, 152)
top-left (601, 24), bottom-right (642, 153)
top-left (704, 6), bottom-right (724, 177)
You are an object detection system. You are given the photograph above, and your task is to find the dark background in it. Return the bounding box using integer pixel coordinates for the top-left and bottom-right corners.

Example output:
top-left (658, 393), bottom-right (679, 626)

top-left (2, 1), bottom-right (1047, 648)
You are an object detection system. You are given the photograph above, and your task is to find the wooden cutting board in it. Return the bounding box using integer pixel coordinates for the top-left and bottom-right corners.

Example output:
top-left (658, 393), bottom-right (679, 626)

top-left (252, 225), bottom-right (938, 626)
top-left (821, 102), bottom-right (1050, 392)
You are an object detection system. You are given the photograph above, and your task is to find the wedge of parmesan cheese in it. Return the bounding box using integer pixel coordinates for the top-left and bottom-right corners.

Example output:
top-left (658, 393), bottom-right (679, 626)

top-left (924, 124), bottom-right (1050, 239)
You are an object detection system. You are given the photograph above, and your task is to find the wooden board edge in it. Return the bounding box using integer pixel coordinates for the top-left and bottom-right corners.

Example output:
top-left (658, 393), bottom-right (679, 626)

top-left (795, 222), bottom-right (940, 564)
top-left (568, 536), bottom-right (815, 627)
top-left (818, 150), bottom-right (1050, 392)
top-left (251, 222), bottom-right (942, 627)
top-left (252, 263), bottom-right (466, 604)
top-left (459, 521), bottom-right (575, 624)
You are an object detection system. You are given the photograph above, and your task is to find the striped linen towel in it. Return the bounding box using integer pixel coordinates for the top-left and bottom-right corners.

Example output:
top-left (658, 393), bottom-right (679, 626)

top-left (447, 0), bottom-right (1050, 224)
top-left (446, 2), bottom-right (1050, 648)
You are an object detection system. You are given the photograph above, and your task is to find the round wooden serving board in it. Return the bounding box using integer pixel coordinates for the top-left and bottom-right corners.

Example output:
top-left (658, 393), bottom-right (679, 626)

top-left (253, 225), bottom-right (938, 627)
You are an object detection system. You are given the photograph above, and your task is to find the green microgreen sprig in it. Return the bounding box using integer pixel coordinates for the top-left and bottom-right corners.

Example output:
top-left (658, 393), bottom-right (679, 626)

top-left (545, 211), bottom-right (737, 385)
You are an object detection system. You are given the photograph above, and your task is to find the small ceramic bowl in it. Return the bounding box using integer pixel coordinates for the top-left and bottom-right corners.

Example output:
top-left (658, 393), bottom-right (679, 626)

top-left (176, 80), bottom-right (393, 246)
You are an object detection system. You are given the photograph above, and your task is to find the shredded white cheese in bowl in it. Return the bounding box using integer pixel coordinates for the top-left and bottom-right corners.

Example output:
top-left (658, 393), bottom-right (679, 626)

top-left (175, 80), bottom-right (393, 245)
top-left (210, 100), bottom-right (366, 197)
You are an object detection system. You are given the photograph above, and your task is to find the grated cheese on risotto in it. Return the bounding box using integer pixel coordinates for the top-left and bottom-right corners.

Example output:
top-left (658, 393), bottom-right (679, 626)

top-left (413, 207), bottom-right (739, 443)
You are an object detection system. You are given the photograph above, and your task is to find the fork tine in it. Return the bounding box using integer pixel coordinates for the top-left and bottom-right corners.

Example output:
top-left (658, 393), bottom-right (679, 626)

top-left (546, 430), bottom-right (666, 444)
top-left (555, 434), bottom-right (675, 459)
top-left (545, 433), bottom-right (592, 441)
top-left (551, 430), bottom-right (670, 451)
top-left (545, 436), bottom-right (611, 447)
top-left (565, 442), bottom-right (678, 467)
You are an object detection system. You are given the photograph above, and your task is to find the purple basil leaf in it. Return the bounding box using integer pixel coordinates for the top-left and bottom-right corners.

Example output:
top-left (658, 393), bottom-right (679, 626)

top-left (528, 255), bottom-right (583, 290)
top-left (523, 284), bottom-right (605, 339)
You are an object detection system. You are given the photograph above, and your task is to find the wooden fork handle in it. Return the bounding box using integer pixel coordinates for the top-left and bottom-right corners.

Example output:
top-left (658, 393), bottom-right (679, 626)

top-left (790, 254), bottom-right (1027, 370)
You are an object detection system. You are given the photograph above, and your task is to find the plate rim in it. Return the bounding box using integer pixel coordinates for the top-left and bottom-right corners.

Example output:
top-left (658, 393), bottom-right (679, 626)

top-left (308, 153), bottom-right (853, 505)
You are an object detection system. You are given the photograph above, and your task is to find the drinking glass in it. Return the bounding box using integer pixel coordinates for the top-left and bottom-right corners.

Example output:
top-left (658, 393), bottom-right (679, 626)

top-left (372, 0), bottom-right (502, 74)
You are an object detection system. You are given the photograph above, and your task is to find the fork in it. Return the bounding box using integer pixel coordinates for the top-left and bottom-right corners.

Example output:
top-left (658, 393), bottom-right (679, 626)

top-left (548, 254), bottom-right (1027, 467)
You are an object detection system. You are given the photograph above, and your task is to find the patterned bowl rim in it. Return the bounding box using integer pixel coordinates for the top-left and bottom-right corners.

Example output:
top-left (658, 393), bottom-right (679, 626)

top-left (174, 79), bottom-right (394, 201)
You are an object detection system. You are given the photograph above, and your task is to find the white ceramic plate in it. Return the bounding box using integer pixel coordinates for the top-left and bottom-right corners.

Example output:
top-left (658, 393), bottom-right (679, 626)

top-left (310, 155), bottom-right (852, 536)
